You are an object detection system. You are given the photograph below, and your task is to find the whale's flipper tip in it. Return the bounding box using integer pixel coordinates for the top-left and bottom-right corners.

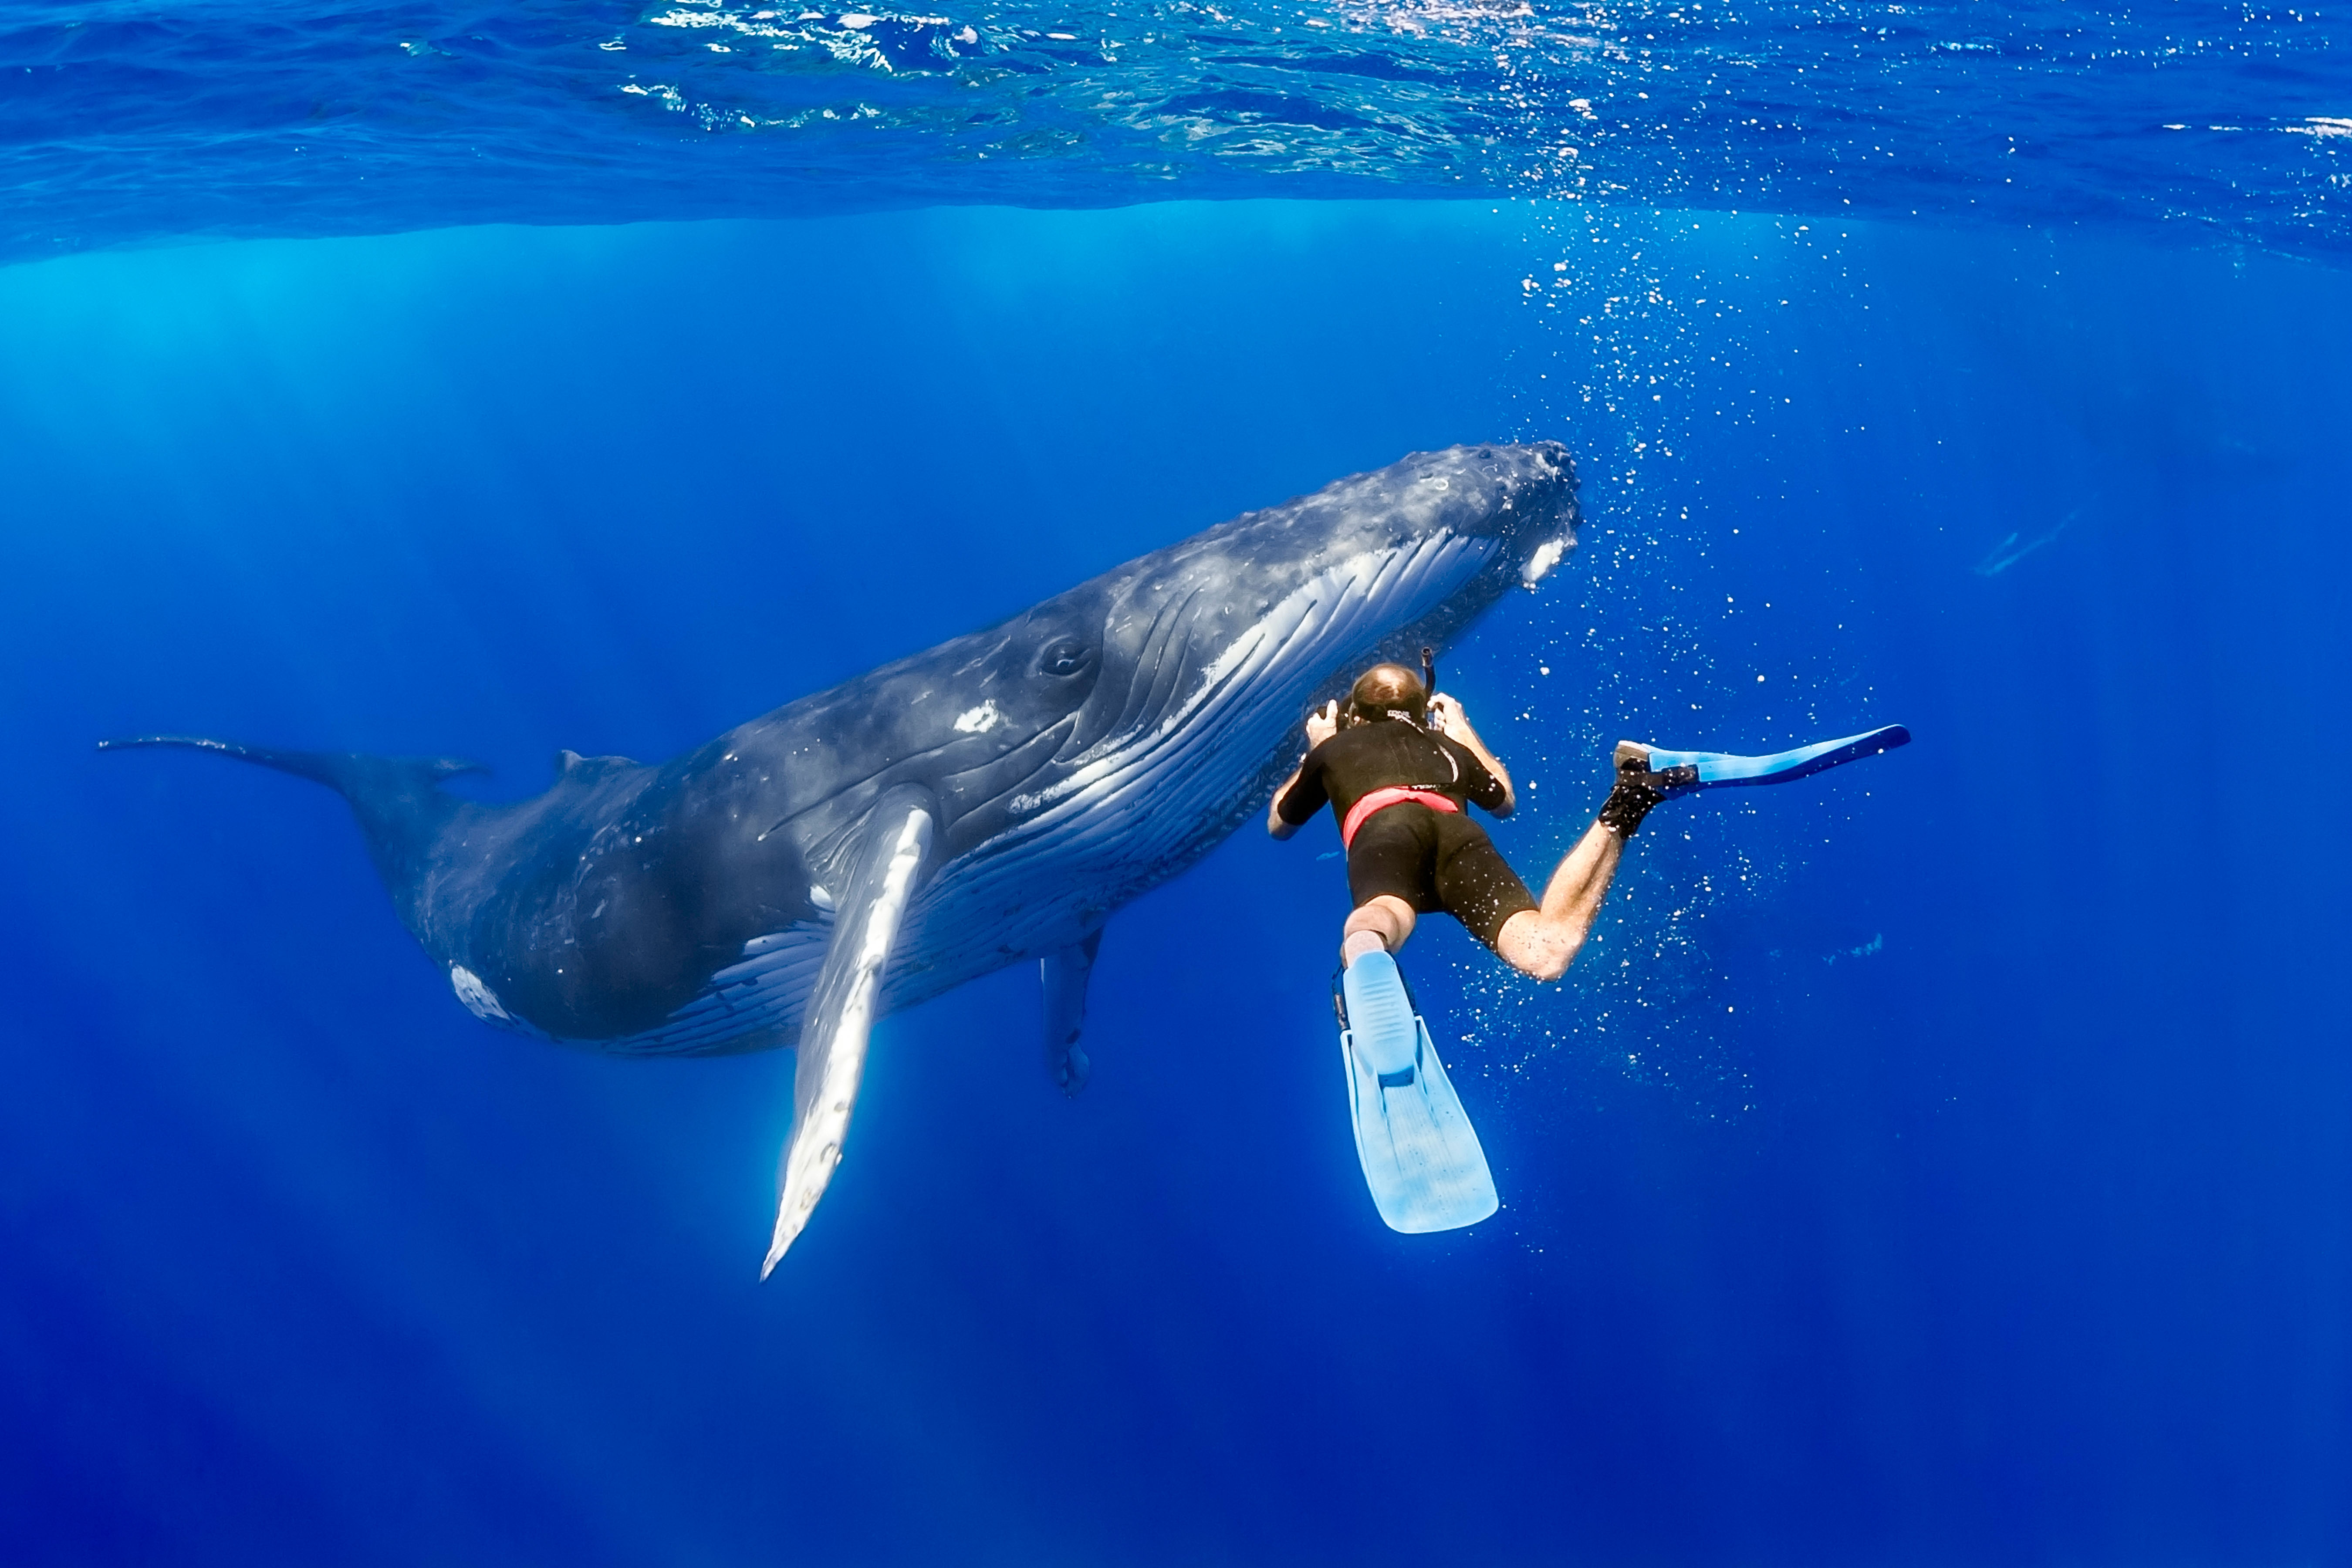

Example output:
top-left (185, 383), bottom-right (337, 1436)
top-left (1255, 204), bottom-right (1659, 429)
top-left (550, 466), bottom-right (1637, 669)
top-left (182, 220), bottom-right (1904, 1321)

top-left (759, 1213), bottom-right (800, 1281)
top-left (1041, 929), bottom-right (1105, 1098)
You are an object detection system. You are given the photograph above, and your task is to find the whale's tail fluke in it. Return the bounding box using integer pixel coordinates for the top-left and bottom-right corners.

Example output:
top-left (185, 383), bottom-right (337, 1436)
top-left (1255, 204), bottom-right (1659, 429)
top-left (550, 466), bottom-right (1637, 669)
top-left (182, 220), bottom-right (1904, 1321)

top-left (97, 736), bottom-right (490, 903)
top-left (97, 734), bottom-right (488, 794)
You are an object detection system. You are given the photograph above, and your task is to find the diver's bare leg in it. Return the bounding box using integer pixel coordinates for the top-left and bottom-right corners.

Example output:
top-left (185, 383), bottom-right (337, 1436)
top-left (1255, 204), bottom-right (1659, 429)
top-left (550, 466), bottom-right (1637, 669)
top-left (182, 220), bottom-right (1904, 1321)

top-left (1493, 821), bottom-right (1624, 982)
top-left (1341, 894), bottom-right (1417, 966)
top-left (1492, 744), bottom-right (1693, 982)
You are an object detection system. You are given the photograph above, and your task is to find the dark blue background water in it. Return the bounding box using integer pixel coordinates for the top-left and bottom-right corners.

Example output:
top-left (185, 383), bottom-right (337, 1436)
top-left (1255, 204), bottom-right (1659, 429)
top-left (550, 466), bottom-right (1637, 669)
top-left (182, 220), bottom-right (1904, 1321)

top-left (3, 201), bottom-right (2349, 1562)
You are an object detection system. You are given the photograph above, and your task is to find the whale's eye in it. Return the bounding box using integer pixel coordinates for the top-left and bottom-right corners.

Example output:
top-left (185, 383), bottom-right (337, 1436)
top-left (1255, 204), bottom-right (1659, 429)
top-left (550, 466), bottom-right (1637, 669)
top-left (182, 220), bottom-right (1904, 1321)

top-left (1036, 637), bottom-right (1093, 678)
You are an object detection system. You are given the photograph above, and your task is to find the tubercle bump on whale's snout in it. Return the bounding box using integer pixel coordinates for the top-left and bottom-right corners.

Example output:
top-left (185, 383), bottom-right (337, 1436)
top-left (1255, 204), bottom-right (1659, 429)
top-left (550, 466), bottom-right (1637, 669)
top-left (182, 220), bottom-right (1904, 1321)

top-left (1497, 440), bottom-right (1579, 587)
top-left (1448, 439), bottom-right (1578, 568)
top-left (1512, 439), bottom-right (1576, 500)
top-left (1445, 439), bottom-right (1576, 516)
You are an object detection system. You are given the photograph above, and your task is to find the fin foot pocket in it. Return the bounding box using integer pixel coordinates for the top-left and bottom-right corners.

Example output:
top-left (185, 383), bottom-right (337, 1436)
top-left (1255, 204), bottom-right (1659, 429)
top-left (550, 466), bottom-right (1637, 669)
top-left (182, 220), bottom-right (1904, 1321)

top-left (1340, 951), bottom-right (1418, 1078)
top-left (1337, 953), bottom-right (1498, 1234)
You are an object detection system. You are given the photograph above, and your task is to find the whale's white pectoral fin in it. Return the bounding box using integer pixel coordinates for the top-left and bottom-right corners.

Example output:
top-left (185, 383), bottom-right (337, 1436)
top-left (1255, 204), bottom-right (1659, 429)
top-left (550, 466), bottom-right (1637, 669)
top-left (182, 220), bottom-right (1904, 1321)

top-left (761, 785), bottom-right (936, 1278)
top-left (1040, 927), bottom-right (1104, 1097)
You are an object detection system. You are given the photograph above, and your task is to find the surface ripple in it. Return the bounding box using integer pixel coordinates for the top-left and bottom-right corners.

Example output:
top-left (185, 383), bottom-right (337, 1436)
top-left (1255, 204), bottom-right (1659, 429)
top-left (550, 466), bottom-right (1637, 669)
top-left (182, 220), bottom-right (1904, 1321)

top-left (2, 0), bottom-right (2346, 260)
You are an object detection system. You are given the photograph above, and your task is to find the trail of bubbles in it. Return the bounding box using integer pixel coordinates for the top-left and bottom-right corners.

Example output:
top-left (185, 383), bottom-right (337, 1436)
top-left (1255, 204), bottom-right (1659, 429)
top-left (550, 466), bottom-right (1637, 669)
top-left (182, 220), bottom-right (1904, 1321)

top-left (1431, 203), bottom-right (1877, 1144)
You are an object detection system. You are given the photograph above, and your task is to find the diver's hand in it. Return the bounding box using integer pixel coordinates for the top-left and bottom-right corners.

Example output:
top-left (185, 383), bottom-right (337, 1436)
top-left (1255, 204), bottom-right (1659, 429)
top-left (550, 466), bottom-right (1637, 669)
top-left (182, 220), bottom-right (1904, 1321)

top-left (1428, 693), bottom-right (1463, 737)
top-left (1304, 700), bottom-right (1340, 749)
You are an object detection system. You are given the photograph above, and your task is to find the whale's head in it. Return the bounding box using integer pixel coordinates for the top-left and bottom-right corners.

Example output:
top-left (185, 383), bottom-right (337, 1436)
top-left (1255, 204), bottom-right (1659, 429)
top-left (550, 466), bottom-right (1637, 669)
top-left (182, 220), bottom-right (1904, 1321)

top-left (1238, 437), bottom-right (1581, 598)
top-left (924, 442), bottom-right (1579, 872)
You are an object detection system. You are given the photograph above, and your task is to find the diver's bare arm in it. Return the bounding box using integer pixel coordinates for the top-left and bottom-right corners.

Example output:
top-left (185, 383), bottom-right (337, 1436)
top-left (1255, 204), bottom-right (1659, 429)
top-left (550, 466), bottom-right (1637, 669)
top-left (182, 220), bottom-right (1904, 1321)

top-left (1267, 766), bottom-right (1305, 838)
top-left (1266, 700), bottom-right (1342, 839)
top-left (1429, 695), bottom-right (1515, 817)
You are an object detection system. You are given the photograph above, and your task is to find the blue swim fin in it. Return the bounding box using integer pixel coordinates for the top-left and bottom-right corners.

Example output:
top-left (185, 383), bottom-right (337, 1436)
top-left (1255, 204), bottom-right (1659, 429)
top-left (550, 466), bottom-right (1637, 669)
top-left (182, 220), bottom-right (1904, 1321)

top-left (1639, 723), bottom-right (1910, 790)
top-left (1335, 952), bottom-right (1499, 1234)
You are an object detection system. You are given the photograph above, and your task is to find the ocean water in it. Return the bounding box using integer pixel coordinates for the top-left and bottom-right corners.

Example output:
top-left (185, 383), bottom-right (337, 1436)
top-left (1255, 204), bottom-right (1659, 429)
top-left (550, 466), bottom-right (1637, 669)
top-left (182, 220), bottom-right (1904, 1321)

top-left (6, 0), bottom-right (2349, 261)
top-left (4, 5), bottom-right (2352, 1566)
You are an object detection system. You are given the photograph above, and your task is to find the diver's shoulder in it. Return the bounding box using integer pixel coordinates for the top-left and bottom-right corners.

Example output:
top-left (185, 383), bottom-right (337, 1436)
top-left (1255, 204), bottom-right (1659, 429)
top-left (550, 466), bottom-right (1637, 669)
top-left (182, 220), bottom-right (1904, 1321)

top-left (1318, 722), bottom-right (1382, 754)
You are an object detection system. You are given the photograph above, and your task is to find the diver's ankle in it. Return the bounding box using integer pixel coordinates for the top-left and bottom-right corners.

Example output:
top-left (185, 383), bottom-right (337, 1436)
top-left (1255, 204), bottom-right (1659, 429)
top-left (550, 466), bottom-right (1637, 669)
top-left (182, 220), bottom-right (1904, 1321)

top-left (1598, 743), bottom-right (1699, 838)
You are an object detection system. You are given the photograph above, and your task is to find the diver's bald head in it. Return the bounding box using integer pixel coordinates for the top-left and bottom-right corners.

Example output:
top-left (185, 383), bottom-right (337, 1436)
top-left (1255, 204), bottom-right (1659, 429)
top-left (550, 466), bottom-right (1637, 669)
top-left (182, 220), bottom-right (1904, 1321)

top-left (1348, 662), bottom-right (1428, 720)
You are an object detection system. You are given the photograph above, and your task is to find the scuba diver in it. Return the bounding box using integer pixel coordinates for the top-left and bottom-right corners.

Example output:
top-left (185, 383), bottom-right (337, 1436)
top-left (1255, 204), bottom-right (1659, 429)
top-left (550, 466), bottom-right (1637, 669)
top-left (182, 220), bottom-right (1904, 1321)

top-left (1267, 662), bottom-right (1680, 984)
top-left (1270, 658), bottom-right (1906, 1235)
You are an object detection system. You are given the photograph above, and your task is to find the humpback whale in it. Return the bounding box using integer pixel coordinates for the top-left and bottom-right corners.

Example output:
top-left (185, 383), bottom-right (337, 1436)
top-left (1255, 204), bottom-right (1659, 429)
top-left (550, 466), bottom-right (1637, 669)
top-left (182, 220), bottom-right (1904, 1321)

top-left (104, 442), bottom-right (1580, 1271)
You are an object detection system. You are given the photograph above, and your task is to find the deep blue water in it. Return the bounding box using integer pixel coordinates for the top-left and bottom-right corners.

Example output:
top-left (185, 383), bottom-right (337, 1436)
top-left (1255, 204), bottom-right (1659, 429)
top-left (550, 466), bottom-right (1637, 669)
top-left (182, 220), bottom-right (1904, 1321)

top-left (6, 3), bottom-right (2352, 1559)
top-left (5, 200), bottom-right (2348, 1565)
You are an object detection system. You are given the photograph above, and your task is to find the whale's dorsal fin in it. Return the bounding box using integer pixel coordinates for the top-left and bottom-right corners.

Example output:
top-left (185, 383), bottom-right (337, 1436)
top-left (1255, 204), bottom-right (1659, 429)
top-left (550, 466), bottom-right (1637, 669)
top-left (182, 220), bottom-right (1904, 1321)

top-left (554, 748), bottom-right (639, 777)
top-left (761, 784), bottom-right (937, 1277)
top-left (1041, 928), bottom-right (1105, 1097)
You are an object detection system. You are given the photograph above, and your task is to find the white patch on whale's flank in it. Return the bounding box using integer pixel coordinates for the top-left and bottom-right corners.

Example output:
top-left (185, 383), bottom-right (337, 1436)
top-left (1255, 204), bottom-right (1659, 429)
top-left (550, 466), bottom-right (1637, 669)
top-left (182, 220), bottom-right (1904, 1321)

top-left (449, 964), bottom-right (512, 1023)
top-left (952, 700), bottom-right (1001, 735)
top-left (1521, 536), bottom-right (1568, 586)
top-left (809, 884), bottom-right (835, 912)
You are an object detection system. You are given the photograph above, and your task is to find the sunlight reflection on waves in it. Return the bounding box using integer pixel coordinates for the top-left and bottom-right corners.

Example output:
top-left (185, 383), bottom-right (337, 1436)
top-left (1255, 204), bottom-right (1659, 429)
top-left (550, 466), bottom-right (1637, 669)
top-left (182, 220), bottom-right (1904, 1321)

top-left (0, 0), bottom-right (2342, 259)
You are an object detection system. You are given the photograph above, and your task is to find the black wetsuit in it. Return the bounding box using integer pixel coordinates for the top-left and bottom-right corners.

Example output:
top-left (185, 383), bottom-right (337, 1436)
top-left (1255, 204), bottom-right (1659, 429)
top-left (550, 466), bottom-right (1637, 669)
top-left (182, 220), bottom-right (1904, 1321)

top-left (1276, 718), bottom-right (1538, 950)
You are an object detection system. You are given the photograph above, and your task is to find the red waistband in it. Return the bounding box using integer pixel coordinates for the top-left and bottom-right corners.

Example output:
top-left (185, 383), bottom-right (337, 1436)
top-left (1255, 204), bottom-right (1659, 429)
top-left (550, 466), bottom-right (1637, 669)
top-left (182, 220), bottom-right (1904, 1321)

top-left (1341, 787), bottom-right (1460, 850)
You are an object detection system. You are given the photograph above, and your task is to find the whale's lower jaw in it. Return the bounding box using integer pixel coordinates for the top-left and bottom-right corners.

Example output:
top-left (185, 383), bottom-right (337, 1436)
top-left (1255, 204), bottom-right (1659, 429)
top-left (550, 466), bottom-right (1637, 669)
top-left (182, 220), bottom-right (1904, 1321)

top-left (565, 528), bottom-right (1512, 1058)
